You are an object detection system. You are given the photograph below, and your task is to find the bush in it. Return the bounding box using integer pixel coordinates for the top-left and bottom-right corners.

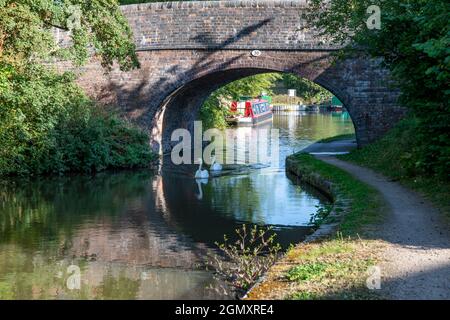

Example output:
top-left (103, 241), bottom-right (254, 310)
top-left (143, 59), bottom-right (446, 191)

top-left (0, 64), bottom-right (155, 176)
top-left (341, 117), bottom-right (450, 215)
top-left (206, 224), bottom-right (281, 298)
top-left (344, 117), bottom-right (442, 179)
top-left (48, 111), bottom-right (156, 175)
top-left (199, 93), bottom-right (230, 130)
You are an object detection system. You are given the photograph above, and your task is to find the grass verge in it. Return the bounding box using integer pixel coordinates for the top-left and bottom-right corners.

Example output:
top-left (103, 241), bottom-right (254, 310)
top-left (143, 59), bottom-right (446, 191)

top-left (246, 236), bottom-right (385, 300)
top-left (288, 153), bottom-right (383, 235)
top-left (246, 153), bottom-right (386, 300)
top-left (286, 237), bottom-right (383, 300)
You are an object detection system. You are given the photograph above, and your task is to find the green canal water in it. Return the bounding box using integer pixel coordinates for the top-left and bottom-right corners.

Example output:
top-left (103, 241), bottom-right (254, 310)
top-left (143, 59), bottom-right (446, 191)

top-left (0, 111), bottom-right (354, 299)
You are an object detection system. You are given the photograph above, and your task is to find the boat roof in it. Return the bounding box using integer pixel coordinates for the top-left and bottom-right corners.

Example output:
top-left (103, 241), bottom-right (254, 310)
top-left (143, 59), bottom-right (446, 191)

top-left (249, 99), bottom-right (268, 104)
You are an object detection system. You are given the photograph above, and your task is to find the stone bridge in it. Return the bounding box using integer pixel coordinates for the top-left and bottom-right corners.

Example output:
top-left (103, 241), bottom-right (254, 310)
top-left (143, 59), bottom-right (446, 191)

top-left (67, 0), bottom-right (406, 153)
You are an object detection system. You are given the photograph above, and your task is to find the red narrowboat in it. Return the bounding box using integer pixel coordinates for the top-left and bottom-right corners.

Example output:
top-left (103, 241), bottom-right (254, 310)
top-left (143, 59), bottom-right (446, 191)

top-left (227, 99), bottom-right (273, 126)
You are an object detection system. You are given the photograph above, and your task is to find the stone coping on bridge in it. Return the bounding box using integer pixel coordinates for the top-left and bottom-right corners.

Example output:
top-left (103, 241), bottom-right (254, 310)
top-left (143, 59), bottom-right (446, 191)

top-left (121, 0), bottom-right (310, 12)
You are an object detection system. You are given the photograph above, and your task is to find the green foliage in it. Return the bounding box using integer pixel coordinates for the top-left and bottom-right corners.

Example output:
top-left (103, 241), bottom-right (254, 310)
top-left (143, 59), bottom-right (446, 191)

top-left (286, 262), bottom-right (328, 281)
top-left (217, 73), bottom-right (282, 101)
top-left (0, 63), bottom-right (155, 176)
top-left (341, 117), bottom-right (450, 216)
top-left (289, 153), bottom-right (383, 235)
top-left (0, 0), bottom-right (153, 176)
top-left (343, 117), bottom-right (423, 179)
top-left (0, 0), bottom-right (139, 70)
top-left (306, 0), bottom-right (450, 178)
top-left (199, 92), bottom-right (230, 130)
top-left (51, 110), bottom-right (155, 174)
top-left (199, 73), bottom-right (281, 129)
top-left (282, 237), bottom-right (380, 300)
top-left (280, 74), bottom-right (332, 104)
top-left (290, 291), bottom-right (319, 300)
top-left (284, 238), bottom-right (378, 299)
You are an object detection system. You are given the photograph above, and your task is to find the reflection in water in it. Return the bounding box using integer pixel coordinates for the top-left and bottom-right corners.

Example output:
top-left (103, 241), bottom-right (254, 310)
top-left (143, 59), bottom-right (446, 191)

top-left (0, 112), bottom-right (354, 299)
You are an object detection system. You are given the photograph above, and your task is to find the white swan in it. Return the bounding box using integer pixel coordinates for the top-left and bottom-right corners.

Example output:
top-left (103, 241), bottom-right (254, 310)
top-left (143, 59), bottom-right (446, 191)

top-left (194, 158), bottom-right (209, 179)
top-left (195, 178), bottom-right (208, 200)
top-left (210, 155), bottom-right (223, 171)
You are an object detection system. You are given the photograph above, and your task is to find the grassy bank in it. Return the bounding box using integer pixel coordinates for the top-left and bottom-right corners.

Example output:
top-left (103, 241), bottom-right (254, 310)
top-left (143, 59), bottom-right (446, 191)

top-left (247, 154), bottom-right (386, 300)
top-left (288, 154), bottom-right (383, 235)
top-left (340, 118), bottom-right (450, 217)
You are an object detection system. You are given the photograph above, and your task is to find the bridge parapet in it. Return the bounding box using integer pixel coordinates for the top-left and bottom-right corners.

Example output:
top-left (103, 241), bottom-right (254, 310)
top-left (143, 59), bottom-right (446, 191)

top-left (122, 0), bottom-right (341, 51)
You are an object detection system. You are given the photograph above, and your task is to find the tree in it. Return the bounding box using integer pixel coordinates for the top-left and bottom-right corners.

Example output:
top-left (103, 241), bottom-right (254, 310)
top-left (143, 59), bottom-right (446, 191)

top-left (0, 1), bottom-right (152, 176)
top-left (0, 0), bottom-right (139, 70)
top-left (306, 0), bottom-right (449, 177)
top-left (281, 73), bottom-right (332, 104)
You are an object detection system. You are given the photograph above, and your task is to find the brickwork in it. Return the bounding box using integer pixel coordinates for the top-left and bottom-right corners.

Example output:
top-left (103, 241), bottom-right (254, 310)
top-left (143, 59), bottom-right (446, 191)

top-left (122, 0), bottom-right (337, 51)
top-left (62, 1), bottom-right (406, 153)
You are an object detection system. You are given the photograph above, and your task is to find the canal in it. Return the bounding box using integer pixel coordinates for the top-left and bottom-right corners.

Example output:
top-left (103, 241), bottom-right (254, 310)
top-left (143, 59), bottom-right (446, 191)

top-left (0, 111), bottom-right (354, 299)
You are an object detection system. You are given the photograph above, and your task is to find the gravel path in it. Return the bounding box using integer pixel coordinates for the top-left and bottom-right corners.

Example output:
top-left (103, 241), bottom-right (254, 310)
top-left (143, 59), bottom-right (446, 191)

top-left (317, 156), bottom-right (450, 299)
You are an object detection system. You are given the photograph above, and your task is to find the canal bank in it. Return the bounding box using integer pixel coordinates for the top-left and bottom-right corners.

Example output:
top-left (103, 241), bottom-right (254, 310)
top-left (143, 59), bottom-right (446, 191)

top-left (246, 152), bottom-right (385, 300)
top-left (246, 149), bottom-right (450, 299)
top-left (0, 112), bottom-right (354, 299)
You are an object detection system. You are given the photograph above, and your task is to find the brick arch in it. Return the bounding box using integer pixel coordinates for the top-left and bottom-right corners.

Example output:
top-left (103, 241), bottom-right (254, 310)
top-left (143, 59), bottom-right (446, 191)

top-left (146, 51), bottom-right (401, 153)
top-left (67, 1), bottom-right (406, 154)
top-left (156, 67), bottom-right (274, 153)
